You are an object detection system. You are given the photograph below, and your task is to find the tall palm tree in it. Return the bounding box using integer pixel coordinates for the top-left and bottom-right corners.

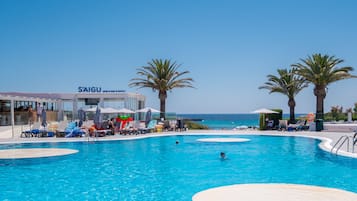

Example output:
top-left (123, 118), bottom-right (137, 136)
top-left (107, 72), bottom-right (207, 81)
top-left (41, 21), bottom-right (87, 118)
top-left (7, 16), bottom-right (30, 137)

top-left (292, 53), bottom-right (356, 120)
top-left (129, 59), bottom-right (194, 119)
top-left (259, 68), bottom-right (308, 123)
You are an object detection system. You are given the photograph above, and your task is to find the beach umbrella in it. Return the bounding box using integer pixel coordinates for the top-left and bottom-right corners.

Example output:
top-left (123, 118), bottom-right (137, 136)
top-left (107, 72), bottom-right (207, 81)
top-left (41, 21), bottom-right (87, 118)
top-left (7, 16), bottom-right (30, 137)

top-left (251, 108), bottom-right (278, 129)
top-left (117, 108), bottom-right (135, 114)
top-left (41, 108), bottom-right (47, 127)
top-left (251, 108), bottom-right (278, 114)
top-left (145, 109), bottom-right (152, 127)
top-left (84, 107), bottom-right (97, 112)
top-left (94, 106), bottom-right (102, 128)
top-left (78, 108), bottom-right (85, 127)
top-left (100, 107), bottom-right (122, 114)
top-left (84, 107), bottom-right (124, 114)
top-left (136, 107), bottom-right (160, 113)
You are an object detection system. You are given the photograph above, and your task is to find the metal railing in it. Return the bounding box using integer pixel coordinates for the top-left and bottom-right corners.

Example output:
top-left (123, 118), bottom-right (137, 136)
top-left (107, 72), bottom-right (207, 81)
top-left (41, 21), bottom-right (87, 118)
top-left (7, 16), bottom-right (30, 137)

top-left (353, 132), bottom-right (357, 153)
top-left (331, 135), bottom-right (350, 154)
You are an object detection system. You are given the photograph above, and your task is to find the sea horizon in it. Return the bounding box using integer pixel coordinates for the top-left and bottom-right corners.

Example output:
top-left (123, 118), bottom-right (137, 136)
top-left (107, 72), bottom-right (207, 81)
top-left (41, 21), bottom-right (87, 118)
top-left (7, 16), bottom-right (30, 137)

top-left (176, 113), bottom-right (308, 130)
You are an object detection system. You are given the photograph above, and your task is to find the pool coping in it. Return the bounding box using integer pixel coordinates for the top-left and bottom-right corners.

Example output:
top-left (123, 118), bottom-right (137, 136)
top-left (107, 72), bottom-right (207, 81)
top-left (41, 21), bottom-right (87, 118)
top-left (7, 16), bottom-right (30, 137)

top-left (0, 129), bottom-right (356, 159)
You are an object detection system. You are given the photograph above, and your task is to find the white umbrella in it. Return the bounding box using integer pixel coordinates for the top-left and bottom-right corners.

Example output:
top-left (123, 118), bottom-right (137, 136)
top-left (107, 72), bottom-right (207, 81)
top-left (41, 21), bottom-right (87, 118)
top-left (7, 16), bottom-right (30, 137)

top-left (84, 107), bottom-right (97, 112)
top-left (251, 108), bottom-right (279, 130)
top-left (100, 107), bottom-right (122, 114)
top-left (251, 108), bottom-right (278, 114)
top-left (117, 108), bottom-right (135, 114)
top-left (136, 107), bottom-right (160, 113)
top-left (84, 107), bottom-right (122, 114)
top-left (94, 106), bottom-right (101, 128)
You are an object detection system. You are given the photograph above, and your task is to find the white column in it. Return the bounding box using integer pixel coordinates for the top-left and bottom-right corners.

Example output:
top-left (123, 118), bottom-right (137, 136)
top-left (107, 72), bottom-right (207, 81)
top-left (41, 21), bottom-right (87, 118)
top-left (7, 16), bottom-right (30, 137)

top-left (73, 98), bottom-right (78, 120)
top-left (99, 98), bottom-right (104, 107)
top-left (57, 100), bottom-right (63, 121)
top-left (10, 99), bottom-right (15, 138)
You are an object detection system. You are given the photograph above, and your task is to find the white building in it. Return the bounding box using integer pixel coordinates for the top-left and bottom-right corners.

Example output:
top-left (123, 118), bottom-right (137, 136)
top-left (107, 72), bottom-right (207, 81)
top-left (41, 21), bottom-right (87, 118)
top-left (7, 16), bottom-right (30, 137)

top-left (0, 90), bottom-right (145, 126)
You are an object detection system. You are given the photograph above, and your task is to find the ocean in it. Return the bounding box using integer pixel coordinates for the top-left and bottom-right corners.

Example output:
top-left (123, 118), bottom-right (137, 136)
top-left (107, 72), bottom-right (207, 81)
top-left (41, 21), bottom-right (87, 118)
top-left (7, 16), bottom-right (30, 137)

top-left (177, 113), bottom-right (302, 130)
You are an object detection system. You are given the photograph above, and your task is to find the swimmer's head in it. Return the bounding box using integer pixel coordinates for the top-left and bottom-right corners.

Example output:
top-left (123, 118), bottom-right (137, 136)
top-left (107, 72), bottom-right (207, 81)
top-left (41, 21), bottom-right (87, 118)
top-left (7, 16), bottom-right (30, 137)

top-left (220, 152), bottom-right (226, 158)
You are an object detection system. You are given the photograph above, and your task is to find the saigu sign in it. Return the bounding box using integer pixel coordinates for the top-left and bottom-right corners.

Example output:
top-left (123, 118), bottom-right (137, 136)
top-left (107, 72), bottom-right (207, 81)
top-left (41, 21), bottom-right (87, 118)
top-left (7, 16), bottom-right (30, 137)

top-left (78, 87), bottom-right (102, 93)
top-left (78, 87), bottom-right (125, 93)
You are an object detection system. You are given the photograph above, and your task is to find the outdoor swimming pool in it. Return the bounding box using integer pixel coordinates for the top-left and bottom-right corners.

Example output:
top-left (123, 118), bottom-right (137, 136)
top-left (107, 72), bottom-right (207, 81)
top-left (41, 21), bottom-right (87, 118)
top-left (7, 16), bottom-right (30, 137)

top-left (1, 135), bottom-right (357, 200)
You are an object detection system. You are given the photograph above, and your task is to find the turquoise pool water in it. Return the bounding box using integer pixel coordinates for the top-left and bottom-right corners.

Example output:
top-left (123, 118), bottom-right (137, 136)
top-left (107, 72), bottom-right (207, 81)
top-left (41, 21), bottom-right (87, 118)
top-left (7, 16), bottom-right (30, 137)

top-left (1, 135), bottom-right (357, 200)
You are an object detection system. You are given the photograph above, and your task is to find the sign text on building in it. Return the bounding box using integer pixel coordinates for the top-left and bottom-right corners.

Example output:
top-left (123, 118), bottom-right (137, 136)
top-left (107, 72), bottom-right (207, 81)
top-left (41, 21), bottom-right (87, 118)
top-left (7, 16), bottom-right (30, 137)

top-left (78, 87), bottom-right (125, 93)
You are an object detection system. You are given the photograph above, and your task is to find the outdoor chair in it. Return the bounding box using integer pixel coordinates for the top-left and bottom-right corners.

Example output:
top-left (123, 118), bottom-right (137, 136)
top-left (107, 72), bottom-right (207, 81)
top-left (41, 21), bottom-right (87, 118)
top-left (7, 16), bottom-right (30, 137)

top-left (267, 120), bottom-right (275, 129)
top-left (139, 120), bottom-right (157, 133)
top-left (55, 120), bottom-right (69, 137)
top-left (133, 121), bottom-right (149, 134)
top-left (119, 121), bottom-right (139, 135)
top-left (21, 122), bottom-right (46, 137)
top-left (278, 120), bottom-right (288, 131)
top-left (93, 121), bottom-right (114, 137)
top-left (287, 120), bottom-right (309, 131)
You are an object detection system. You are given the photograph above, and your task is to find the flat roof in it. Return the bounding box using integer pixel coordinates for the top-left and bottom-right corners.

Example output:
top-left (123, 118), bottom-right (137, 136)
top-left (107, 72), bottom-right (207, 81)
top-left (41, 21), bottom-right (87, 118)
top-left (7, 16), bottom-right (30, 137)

top-left (0, 91), bottom-right (145, 101)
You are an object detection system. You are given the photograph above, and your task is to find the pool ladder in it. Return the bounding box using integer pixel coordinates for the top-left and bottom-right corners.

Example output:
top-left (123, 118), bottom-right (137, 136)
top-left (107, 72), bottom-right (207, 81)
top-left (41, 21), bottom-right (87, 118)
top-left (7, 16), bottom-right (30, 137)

top-left (87, 133), bottom-right (98, 142)
top-left (331, 133), bottom-right (357, 154)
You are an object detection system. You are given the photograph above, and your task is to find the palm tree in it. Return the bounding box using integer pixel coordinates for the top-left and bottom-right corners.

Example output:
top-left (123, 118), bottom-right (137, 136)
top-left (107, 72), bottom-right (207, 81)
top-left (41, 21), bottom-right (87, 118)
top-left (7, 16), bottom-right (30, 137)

top-left (129, 59), bottom-right (194, 119)
top-left (292, 53), bottom-right (356, 120)
top-left (259, 68), bottom-right (308, 123)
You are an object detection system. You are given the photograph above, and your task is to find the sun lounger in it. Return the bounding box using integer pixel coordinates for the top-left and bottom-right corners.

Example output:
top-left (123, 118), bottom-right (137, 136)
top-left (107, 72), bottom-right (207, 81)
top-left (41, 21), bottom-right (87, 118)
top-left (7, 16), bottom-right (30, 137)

top-left (93, 121), bottom-right (115, 136)
top-left (55, 121), bottom-right (70, 137)
top-left (119, 121), bottom-right (139, 135)
top-left (136, 120), bottom-right (157, 134)
top-left (21, 122), bottom-right (46, 137)
top-left (287, 120), bottom-right (309, 131)
top-left (278, 120), bottom-right (288, 131)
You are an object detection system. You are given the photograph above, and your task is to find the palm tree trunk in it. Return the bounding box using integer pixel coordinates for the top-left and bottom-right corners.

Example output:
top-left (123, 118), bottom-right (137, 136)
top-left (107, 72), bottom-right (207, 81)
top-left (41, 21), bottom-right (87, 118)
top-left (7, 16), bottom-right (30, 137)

top-left (316, 95), bottom-right (324, 120)
top-left (159, 91), bottom-right (167, 119)
top-left (288, 98), bottom-right (296, 123)
top-left (314, 86), bottom-right (326, 120)
top-left (160, 98), bottom-right (166, 119)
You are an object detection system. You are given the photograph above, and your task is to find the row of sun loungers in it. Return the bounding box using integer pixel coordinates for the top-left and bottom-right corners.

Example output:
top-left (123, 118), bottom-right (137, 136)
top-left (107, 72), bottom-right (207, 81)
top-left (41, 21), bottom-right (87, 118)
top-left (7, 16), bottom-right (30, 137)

top-left (21, 119), bottom-right (181, 138)
top-left (263, 119), bottom-right (310, 131)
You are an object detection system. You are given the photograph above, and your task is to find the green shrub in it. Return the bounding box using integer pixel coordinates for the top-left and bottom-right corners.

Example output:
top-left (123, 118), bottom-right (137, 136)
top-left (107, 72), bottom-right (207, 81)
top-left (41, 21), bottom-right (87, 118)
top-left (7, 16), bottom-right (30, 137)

top-left (184, 120), bottom-right (209, 130)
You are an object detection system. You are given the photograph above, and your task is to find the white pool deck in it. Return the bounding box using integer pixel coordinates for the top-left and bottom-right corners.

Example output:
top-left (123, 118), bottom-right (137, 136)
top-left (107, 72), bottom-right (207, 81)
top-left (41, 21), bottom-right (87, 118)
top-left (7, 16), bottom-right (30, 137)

top-left (1, 125), bottom-right (357, 201)
top-left (0, 148), bottom-right (78, 159)
top-left (193, 184), bottom-right (357, 201)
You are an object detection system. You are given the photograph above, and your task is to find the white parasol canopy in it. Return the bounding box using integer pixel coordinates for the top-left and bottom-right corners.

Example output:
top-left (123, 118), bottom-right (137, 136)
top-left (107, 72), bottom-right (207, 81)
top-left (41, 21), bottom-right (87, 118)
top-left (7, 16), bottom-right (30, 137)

top-left (136, 107), bottom-right (160, 113)
top-left (251, 108), bottom-right (278, 114)
top-left (84, 107), bottom-right (123, 114)
top-left (117, 108), bottom-right (135, 114)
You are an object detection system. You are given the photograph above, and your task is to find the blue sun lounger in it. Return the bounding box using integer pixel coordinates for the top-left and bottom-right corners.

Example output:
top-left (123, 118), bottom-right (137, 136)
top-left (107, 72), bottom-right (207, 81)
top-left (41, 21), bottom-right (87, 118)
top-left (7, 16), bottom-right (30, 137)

top-left (21, 122), bottom-right (46, 137)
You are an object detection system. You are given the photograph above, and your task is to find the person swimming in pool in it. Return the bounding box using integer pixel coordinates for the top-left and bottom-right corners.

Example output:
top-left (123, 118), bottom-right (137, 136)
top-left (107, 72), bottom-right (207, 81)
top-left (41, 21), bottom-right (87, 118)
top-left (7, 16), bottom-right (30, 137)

top-left (220, 152), bottom-right (226, 160)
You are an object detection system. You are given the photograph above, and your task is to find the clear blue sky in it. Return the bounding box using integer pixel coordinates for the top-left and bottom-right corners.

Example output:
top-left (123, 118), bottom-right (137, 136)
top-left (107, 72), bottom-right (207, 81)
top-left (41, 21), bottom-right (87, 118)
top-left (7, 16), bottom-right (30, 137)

top-left (1, 0), bottom-right (357, 114)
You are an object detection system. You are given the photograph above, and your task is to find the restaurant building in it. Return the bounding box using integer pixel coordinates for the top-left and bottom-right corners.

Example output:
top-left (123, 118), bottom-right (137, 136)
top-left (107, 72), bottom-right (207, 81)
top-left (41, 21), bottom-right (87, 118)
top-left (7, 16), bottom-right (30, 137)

top-left (0, 89), bottom-right (145, 126)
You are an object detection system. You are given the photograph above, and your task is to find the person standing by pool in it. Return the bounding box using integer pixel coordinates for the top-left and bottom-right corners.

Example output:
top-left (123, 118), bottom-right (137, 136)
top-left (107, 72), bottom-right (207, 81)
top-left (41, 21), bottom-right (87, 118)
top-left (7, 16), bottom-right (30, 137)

top-left (41, 107), bottom-right (47, 128)
top-left (36, 103), bottom-right (42, 122)
top-left (108, 118), bottom-right (115, 135)
top-left (27, 106), bottom-right (35, 125)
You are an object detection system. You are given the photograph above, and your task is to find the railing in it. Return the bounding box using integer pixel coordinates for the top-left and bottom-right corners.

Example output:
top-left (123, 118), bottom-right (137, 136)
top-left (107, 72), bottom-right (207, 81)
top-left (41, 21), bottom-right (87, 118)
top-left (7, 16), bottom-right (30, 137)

top-left (353, 132), bottom-right (357, 153)
top-left (87, 132), bottom-right (98, 142)
top-left (331, 135), bottom-right (350, 154)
